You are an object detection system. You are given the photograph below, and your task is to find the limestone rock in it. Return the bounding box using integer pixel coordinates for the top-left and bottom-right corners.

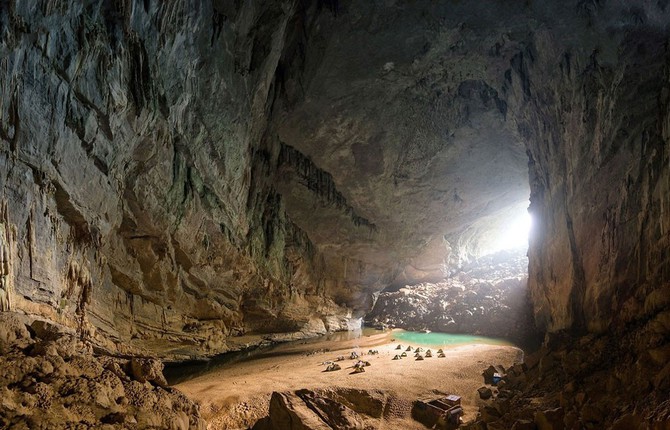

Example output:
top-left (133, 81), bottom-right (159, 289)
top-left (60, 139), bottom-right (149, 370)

top-left (534, 408), bottom-right (564, 430)
top-left (0, 312), bottom-right (205, 429)
top-left (130, 357), bottom-right (168, 387)
top-left (478, 386), bottom-right (493, 400)
top-left (0, 312), bottom-right (31, 353)
top-left (264, 391), bottom-right (346, 430)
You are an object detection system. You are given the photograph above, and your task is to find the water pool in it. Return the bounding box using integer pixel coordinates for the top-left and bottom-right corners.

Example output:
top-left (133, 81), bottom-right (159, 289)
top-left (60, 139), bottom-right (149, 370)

top-left (392, 330), bottom-right (512, 347)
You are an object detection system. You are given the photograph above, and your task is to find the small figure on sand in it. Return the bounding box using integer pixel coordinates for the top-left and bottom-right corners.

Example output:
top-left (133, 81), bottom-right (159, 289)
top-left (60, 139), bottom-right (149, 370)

top-left (396, 344), bottom-right (403, 350)
top-left (325, 363), bottom-right (341, 372)
top-left (401, 352), bottom-right (408, 357)
top-left (406, 346), bottom-right (412, 352)
top-left (393, 355), bottom-right (401, 360)
top-left (416, 354), bottom-right (424, 361)
top-left (350, 351), bottom-right (359, 359)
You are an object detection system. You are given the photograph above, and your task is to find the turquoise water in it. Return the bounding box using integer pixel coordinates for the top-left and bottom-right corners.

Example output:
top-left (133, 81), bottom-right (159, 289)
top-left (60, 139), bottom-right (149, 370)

top-left (392, 330), bottom-right (512, 347)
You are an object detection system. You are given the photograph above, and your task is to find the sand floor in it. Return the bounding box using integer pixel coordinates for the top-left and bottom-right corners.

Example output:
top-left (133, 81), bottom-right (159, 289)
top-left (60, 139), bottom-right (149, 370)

top-left (176, 330), bottom-right (524, 429)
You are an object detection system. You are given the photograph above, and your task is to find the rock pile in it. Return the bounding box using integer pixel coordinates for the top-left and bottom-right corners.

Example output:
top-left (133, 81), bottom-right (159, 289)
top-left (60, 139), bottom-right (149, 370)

top-left (0, 312), bottom-right (205, 429)
top-left (366, 249), bottom-right (540, 344)
top-left (465, 319), bottom-right (670, 429)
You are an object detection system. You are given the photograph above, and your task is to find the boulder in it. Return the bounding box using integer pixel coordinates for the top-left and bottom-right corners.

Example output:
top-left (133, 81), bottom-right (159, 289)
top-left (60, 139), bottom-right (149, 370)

top-left (478, 386), bottom-right (493, 400)
top-left (483, 365), bottom-right (498, 384)
top-left (265, 390), bottom-right (364, 430)
top-left (534, 408), bottom-right (564, 430)
top-left (130, 358), bottom-right (168, 387)
top-left (0, 312), bottom-right (31, 353)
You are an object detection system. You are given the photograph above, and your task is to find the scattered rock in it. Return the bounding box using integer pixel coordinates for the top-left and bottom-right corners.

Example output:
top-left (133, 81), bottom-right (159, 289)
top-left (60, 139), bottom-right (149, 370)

top-left (365, 250), bottom-right (540, 344)
top-left (478, 386), bottom-right (493, 400)
top-left (483, 365), bottom-right (499, 384)
top-left (0, 312), bottom-right (205, 429)
top-left (534, 407), bottom-right (564, 430)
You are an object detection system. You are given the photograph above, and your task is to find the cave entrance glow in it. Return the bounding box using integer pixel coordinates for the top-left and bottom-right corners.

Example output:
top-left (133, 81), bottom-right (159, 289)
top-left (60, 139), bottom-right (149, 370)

top-left (460, 200), bottom-right (532, 259)
top-left (485, 204), bottom-right (532, 255)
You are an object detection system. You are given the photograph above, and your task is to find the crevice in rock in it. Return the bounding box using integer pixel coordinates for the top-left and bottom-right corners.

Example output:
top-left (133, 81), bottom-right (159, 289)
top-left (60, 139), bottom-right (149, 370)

top-left (51, 180), bottom-right (92, 244)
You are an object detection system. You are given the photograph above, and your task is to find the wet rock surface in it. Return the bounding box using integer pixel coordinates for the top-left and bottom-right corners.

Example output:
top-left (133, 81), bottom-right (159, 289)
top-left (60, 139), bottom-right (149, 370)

top-left (0, 312), bottom-right (205, 429)
top-left (366, 250), bottom-right (540, 345)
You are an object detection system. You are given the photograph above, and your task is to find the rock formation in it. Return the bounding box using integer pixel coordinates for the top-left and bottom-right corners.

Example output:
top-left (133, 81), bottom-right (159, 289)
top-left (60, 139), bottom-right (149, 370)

top-left (252, 388), bottom-right (394, 430)
top-left (0, 312), bottom-right (205, 429)
top-left (464, 323), bottom-right (670, 429)
top-left (0, 0), bottom-right (364, 360)
top-left (1, 0), bottom-right (670, 427)
top-left (366, 249), bottom-right (540, 345)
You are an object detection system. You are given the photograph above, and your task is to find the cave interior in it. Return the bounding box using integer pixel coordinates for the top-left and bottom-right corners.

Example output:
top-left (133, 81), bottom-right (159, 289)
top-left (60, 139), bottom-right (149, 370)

top-left (0, 0), bottom-right (669, 429)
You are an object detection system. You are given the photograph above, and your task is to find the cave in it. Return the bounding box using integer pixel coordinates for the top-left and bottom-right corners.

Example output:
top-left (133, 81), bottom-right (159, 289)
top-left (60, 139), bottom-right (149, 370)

top-left (1, 1), bottom-right (669, 429)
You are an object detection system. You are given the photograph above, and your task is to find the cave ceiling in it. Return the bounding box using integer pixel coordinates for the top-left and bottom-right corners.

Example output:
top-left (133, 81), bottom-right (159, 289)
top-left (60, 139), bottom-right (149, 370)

top-left (273, 1), bottom-right (533, 283)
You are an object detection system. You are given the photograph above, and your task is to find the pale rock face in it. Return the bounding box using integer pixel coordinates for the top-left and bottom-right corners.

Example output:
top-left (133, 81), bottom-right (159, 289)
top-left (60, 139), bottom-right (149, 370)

top-left (0, 1), bottom-right (358, 359)
top-left (0, 0), bottom-right (668, 360)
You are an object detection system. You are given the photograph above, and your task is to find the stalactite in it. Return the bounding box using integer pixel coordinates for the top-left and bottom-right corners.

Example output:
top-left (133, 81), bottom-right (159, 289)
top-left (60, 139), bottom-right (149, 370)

top-left (278, 142), bottom-right (377, 233)
top-left (65, 260), bottom-right (93, 340)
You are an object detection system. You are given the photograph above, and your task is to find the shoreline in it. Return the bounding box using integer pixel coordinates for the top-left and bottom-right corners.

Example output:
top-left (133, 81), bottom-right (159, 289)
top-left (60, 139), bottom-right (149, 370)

top-left (165, 328), bottom-right (523, 385)
top-left (176, 329), bottom-right (523, 429)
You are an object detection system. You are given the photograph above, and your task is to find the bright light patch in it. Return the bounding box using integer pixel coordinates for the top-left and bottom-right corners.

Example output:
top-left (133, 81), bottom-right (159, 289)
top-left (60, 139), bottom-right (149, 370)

top-left (492, 211), bottom-right (531, 251)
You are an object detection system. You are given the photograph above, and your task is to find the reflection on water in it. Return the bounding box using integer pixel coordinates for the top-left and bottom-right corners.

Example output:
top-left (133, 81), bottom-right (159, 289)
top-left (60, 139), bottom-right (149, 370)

top-left (392, 330), bottom-right (512, 347)
top-left (322, 327), bottom-right (381, 341)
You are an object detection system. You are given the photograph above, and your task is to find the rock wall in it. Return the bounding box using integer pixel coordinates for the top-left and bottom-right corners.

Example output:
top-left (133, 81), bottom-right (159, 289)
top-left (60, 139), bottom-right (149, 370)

top-left (0, 0), bottom-right (359, 359)
top-left (1, 0), bottom-right (669, 361)
top-left (506, 3), bottom-right (670, 334)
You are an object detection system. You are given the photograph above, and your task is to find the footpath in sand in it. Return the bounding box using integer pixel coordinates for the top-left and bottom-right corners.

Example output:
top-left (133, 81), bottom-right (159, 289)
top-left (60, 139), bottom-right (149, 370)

top-left (176, 330), bottom-right (523, 429)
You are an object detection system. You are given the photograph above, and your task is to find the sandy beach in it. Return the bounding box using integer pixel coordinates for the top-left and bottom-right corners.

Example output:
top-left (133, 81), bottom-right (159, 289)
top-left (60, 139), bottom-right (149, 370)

top-left (176, 330), bottom-right (524, 429)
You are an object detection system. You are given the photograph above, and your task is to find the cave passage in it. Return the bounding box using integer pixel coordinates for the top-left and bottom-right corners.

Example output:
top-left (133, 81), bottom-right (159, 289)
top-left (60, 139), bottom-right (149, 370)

top-left (2, 1), bottom-right (670, 428)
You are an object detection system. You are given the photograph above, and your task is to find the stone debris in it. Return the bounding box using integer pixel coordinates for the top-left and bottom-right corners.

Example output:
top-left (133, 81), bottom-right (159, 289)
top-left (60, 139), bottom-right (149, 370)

top-left (465, 328), bottom-right (670, 429)
top-left (477, 386), bottom-right (493, 400)
top-left (366, 249), bottom-right (540, 345)
top-left (0, 312), bottom-right (205, 429)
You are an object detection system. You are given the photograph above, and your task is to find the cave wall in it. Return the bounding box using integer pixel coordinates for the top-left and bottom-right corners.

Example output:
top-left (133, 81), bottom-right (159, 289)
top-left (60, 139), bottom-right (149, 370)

top-left (1, 0), bottom-right (669, 359)
top-left (506, 4), bottom-right (670, 334)
top-left (272, 0), bottom-right (670, 337)
top-left (0, 0), bottom-right (360, 359)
